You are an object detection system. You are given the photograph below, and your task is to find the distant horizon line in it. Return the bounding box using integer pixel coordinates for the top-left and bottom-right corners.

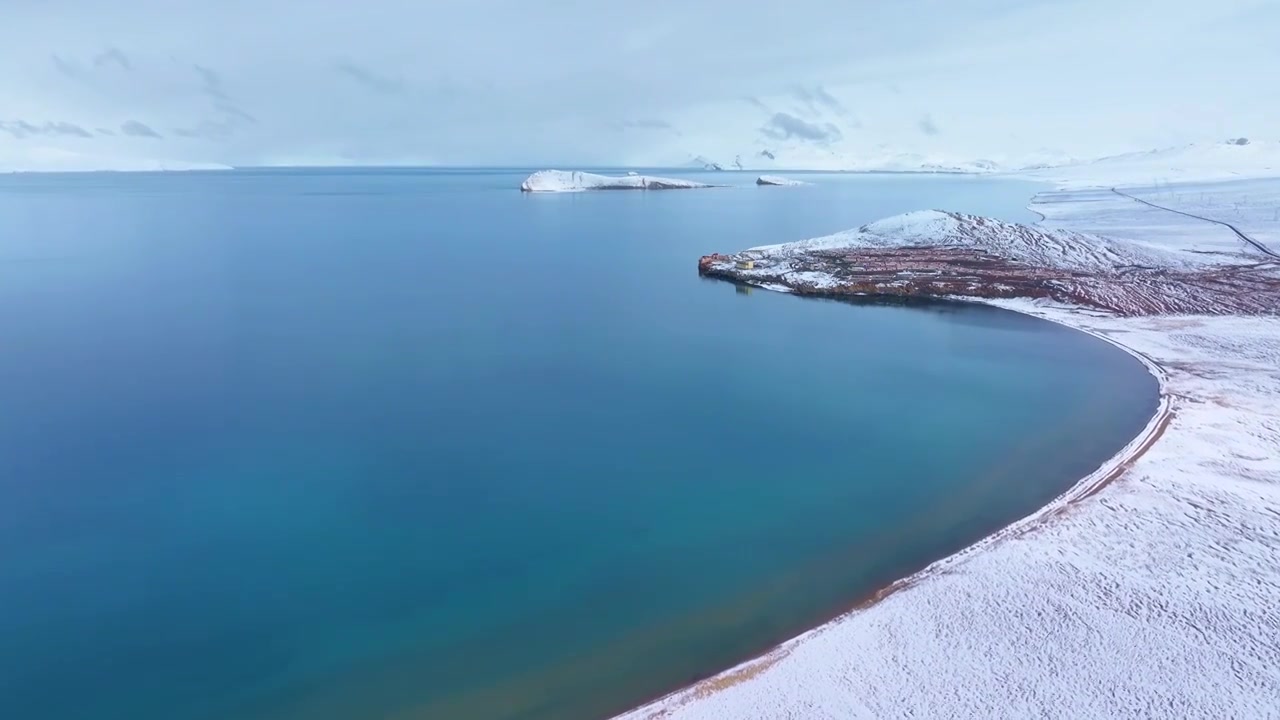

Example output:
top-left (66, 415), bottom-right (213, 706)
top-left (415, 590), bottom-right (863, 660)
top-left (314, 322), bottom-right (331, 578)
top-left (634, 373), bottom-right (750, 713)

top-left (2, 165), bottom-right (988, 176)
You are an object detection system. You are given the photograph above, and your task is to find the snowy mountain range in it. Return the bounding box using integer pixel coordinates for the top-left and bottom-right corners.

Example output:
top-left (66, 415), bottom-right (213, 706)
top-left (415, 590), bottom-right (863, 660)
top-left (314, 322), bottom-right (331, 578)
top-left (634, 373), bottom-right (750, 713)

top-left (1, 135), bottom-right (1276, 181)
top-left (682, 147), bottom-right (1003, 174)
top-left (679, 139), bottom-right (1280, 183)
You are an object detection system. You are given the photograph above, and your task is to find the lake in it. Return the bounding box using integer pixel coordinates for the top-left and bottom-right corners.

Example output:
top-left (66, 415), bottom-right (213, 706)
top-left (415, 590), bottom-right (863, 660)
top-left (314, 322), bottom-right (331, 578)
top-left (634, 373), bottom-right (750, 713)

top-left (0, 169), bottom-right (1158, 720)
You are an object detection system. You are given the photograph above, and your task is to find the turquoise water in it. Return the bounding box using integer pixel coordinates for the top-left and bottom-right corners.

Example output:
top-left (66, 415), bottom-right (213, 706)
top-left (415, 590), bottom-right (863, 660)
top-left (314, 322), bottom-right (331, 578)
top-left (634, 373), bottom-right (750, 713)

top-left (0, 169), bottom-right (1158, 720)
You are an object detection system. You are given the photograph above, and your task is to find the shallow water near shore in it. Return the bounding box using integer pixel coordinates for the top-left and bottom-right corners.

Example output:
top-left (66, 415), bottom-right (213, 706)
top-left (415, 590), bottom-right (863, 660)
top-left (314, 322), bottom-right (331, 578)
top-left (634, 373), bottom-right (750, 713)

top-left (0, 168), bottom-right (1158, 720)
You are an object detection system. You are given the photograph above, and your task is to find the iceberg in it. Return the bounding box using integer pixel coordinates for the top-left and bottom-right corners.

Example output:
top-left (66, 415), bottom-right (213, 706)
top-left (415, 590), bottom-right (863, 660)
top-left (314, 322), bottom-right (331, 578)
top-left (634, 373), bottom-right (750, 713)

top-left (752, 174), bottom-right (803, 184)
top-left (519, 169), bottom-right (715, 193)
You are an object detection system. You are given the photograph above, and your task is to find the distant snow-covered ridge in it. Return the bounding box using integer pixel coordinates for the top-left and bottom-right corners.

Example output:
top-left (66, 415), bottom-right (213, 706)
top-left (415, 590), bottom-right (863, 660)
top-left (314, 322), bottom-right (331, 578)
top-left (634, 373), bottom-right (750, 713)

top-left (684, 148), bottom-right (1003, 174)
top-left (0, 158), bottom-right (231, 174)
top-left (673, 139), bottom-right (1280, 183)
top-left (1011, 139), bottom-right (1280, 187)
top-left (0, 144), bottom-right (232, 173)
top-left (519, 169), bottom-right (716, 192)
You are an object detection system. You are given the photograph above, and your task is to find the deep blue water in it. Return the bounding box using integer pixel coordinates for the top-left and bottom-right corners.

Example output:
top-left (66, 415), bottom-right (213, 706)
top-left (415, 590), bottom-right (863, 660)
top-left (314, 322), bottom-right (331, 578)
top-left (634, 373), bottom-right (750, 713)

top-left (0, 169), bottom-right (1158, 720)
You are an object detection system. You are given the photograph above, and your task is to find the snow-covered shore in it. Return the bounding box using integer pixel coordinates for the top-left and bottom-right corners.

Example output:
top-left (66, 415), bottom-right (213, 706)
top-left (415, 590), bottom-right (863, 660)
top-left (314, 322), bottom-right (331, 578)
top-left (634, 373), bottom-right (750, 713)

top-left (618, 178), bottom-right (1280, 718)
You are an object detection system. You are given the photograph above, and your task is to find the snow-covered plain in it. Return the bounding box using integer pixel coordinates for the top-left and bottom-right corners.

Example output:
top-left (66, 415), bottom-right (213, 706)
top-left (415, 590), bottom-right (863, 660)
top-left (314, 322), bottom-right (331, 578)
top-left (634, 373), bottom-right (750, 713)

top-left (1033, 182), bottom-right (1280, 266)
top-left (519, 169), bottom-right (715, 192)
top-left (1121, 179), bottom-right (1280, 256)
top-left (618, 177), bottom-right (1280, 719)
top-left (1015, 140), bottom-right (1280, 189)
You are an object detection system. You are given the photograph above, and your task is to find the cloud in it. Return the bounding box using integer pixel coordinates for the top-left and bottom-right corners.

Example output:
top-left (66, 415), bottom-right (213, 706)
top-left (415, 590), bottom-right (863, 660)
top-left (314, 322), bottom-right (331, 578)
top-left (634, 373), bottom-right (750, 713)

top-left (93, 47), bottom-right (132, 71)
top-left (186, 63), bottom-right (256, 133)
top-left (4, 0), bottom-right (1279, 168)
top-left (50, 54), bottom-right (83, 79)
top-left (213, 101), bottom-right (256, 124)
top-left (334, 61), bottom-right (404, 95)
top-left (759, 112), bottom-right (843, 144)
top-left (0, 120), bottom-right (94, 139)
top-left (192, 63), bottom-right (228, 101)
top-left (791, 85), bottom-right (847, 116)
top-left (172, 116), bottom-right (245, 141)
top-left (918, 114), bottom-right (940, 135)
top-left (619, 119), bottom-right (673, 130)
top-left (51, 49), bottom-right (131, 79)
top-left (172, 124), bottom-right (228, 140)
top-left (120, 120), bottom-right (162, 138)
top-left (812, 86), bottom-right (846, 115)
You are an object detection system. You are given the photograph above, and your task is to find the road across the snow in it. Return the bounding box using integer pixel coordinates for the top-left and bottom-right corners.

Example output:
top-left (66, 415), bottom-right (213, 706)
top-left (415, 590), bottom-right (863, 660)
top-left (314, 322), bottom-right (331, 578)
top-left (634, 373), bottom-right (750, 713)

top-left (1111, 187), bottom-right (1280, 260)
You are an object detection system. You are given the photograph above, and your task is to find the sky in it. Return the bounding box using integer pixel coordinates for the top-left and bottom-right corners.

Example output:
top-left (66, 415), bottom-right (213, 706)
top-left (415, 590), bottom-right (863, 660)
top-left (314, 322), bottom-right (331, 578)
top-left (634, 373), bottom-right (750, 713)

top-left (1, 0), bottom-right (1277, 170)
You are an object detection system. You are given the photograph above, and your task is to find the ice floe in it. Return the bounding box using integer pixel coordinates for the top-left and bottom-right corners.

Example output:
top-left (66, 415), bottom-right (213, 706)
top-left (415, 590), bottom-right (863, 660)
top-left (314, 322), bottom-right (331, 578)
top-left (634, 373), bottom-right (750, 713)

top-left (519, 169), bottom-right (715, 192)
top-left (755, 175), bottom-right (807, 186)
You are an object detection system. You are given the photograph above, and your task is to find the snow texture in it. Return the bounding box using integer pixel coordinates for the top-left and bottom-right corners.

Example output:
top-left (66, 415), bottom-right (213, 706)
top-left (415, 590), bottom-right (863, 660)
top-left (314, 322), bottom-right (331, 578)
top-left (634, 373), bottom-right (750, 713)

top-left (1015, 140), bottom-right (1280, 189)
top-left (1122, 180), bottom-right (1280, 256)
top-left (519, 169), bottom-right (715, 192)
top-left (619, 178), bottom-right (1280, 719)
top-left (1033, 179), bottom-right (1280, 263)
top-left (744, 209), bottom-right (1205, 273)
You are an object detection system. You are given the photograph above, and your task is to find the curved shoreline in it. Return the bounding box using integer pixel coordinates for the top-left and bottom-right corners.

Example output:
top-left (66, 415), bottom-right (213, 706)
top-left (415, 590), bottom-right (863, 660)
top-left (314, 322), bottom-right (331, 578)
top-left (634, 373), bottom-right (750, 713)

top-left (620, 179), bottom-right (1280, 719)
top-left (615, 297), bottom-right (1173, 719)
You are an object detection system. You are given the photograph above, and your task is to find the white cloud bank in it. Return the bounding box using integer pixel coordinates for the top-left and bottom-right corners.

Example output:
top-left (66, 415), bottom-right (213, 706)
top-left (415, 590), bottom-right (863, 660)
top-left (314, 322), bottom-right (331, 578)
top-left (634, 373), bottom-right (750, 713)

top-left (1, 0), bottom-right (1277, 170)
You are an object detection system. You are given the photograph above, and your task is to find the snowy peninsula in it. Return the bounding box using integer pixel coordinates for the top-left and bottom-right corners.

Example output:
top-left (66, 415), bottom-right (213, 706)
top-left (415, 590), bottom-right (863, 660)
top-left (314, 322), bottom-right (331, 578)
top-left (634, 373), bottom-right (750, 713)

top-left (519, 169), bottom-right (715, 192)
top-left (620, 155), bottom-right (1280, 719)
top-left (699, 209), bottom-right (1276, 314)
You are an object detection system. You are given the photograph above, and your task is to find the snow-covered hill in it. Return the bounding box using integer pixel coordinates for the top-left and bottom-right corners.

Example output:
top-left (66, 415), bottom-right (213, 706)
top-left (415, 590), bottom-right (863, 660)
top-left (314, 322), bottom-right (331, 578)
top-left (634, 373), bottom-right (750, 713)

top-left (744, 210), bottom-right (1201, 274)
top-left (684, 155), bottom-right (744, 171)
top-left (701, 209), bottom-right (1279, 315)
